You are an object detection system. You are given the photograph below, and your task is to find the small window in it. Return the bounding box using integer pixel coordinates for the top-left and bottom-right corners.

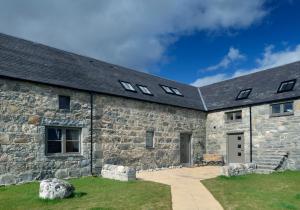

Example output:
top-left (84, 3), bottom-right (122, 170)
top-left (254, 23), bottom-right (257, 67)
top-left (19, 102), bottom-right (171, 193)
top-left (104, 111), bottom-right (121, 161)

top-left (277, 79), bottom-right (296, 93)
top-left (226, 111), bottom-right (242, 122)
top-left (120, 81), bottom-right (136, 92)
top-left (46, 127), bottom-right (81, 154)
top-left (146, 130), bottom-right (154, 149)
top-left (59, 95), bottom-right (70, 110)
top-left (171, 88), bottom-right (183, 96)
top-left (271, 101), bottom-right (294, 117)
top-left (161, 85), bottom-right (173, 94)
top-left (237, 136), bottom-right (242, 141)
top-left (236, 89), bottom-right (252, 100)
top-left (237, 152), bottom-right (242, 156)
top-left (237, 144), bottom-right (241, 148)
top-left (137, 85), bottom-right (152, 95)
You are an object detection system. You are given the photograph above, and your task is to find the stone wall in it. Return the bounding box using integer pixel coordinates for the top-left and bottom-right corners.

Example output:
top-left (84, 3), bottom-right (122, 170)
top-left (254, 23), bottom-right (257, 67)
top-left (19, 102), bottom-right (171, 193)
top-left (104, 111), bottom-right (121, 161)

top-left (93, 94), bottom-right (206, 171)
top-left (0, 78), bottom-right (207, 185)
top-left (252, 101), bottom-right (300, 170)
top-left (206, 107), bottom-right (251, 164)
top-left (0, 78), bottom-right (92, 185)
top-left (206, 100), bottom-right (300, 170)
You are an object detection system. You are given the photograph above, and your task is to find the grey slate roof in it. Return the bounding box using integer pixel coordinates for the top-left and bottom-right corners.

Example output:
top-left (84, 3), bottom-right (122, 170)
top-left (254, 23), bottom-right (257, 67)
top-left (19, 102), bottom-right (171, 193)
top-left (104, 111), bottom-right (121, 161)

top-left (200, 62), bottom-right (300, 111)
top-left (1, 32), bottom-right (300, 112)
top-left (0, 33), bottom-right (205, 111)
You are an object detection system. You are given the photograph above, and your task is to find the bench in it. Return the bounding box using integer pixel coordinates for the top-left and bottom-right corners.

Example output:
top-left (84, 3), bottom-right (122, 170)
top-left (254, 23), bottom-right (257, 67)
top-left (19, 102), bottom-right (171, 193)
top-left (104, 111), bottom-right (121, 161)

top-left (202, 154), bottom-right (224, 166)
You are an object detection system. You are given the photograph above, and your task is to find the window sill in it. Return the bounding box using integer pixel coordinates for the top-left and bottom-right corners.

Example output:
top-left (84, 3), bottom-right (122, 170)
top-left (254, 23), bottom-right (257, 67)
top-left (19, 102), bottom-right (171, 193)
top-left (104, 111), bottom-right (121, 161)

top-left (45, 153), bottom-right (84, 158)
top-left (225, 120), bottom-right (242, 124)
top-left (270, 113), bottom-right (294, 118)
top-left (146, 147), bottom-right (155, 150)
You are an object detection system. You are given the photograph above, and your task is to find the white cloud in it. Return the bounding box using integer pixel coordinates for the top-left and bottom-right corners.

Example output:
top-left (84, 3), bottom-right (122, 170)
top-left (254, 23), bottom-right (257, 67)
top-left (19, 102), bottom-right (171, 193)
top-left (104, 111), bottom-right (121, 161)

top-left (190, 73), bottom-right (229, 86)
top-left (191, 44), bottom-right (300, 87)
top-left (0, 0), bottom-right (268, 71)
top-left (203, 47), bottom-right (245, 71)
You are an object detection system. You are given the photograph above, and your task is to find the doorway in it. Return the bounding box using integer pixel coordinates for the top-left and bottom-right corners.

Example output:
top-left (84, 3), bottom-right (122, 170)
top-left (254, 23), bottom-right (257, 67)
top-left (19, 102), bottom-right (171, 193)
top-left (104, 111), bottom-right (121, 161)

top-left (180, 133), bottom-right (191, 166)
top-left (227, 133), bottom-right (245, 163)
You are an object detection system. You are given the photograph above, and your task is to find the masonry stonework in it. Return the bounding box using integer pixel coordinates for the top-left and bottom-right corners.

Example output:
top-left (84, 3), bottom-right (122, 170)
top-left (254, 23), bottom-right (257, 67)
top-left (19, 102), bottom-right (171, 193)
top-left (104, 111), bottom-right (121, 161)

top-left (93, 94), bottom-right (206, 171)
top-left (0, 78), bottom-right (207, 185)
top-left (206, 101), bottom-right (300, 170)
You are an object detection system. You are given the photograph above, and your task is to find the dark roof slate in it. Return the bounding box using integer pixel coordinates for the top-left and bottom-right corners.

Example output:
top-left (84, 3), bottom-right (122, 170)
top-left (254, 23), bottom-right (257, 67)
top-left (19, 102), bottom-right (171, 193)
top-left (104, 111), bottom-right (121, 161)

top-left (0, 33), bottom-right (205, 111)
top-left (200, 62), bottom-right (300, 111)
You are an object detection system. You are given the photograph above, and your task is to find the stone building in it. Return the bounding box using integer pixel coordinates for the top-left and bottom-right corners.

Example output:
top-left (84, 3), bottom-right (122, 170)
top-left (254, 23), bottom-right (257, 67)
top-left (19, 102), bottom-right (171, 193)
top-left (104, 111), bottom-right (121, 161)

top-left (0, 33), bottom-right (299, 185)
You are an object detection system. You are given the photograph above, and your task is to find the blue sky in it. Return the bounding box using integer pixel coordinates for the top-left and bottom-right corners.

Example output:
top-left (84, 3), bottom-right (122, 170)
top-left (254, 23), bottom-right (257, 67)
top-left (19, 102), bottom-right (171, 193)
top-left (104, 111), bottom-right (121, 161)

top-left (0, 0), bottom-right (299, 86)
top-left (159, 1), bottom-right (300, 86)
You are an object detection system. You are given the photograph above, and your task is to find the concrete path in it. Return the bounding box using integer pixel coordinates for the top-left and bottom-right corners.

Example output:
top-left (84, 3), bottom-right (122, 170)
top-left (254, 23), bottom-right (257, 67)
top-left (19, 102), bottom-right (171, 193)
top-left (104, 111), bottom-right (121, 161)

top-left (137, 166), bottom-right (223, 210)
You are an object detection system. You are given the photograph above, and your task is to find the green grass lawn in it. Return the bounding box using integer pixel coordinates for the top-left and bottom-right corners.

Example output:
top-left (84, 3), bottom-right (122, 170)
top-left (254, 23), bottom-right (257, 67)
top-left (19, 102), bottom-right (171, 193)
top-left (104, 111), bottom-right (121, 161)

top-left (202, 170), bottom-right (300, 210)
top-left (0, 177), bottom-right (172, 210)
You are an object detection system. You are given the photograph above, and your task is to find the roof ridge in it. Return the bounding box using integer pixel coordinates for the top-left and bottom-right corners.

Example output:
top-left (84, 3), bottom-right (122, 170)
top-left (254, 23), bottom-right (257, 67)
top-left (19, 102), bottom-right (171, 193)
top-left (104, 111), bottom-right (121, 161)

top-left (200, 61), bottom-right (300, 88)
top-left (0, 32), bottom-right (196, 89)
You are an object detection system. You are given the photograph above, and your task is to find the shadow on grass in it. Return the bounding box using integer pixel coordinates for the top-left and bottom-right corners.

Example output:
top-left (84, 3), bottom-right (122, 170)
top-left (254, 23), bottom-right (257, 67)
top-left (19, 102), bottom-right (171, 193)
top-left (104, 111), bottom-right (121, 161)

top-left (38, 191), bottom-right (87, 204)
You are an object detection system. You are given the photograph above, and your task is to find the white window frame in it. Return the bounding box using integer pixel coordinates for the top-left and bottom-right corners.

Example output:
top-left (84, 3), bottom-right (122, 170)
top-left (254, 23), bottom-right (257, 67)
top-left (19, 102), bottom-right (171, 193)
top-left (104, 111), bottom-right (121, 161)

top-left (137, 85), bottom-right (153, 95)
top-left (120, 81), bottom-right (136, 92)
top-left (146, 130), bottom-right (155, 149)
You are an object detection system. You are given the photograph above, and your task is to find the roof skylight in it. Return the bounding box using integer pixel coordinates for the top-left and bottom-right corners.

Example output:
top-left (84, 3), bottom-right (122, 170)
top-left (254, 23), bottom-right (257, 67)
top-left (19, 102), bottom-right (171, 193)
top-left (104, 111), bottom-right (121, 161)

top-left (137, 85), bottom-right (153, 95)
top-left (161, 85), bottom-right (174, 94)
top-left (236, 89), bottom-right (252, 100)
top-left (277, 79), bottom-right (296, 93)
top-left (120, 81), bottom-right (136, 92)
top-left (171, 88), bottom-right (183, 96)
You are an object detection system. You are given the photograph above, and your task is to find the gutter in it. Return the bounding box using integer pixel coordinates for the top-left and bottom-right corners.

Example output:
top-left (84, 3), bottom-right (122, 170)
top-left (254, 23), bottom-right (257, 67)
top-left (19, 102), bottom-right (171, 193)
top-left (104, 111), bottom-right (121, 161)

top-left (249, 106), bottom-right (253, 163)
top-left (90, 92), bottom-right (94, 175)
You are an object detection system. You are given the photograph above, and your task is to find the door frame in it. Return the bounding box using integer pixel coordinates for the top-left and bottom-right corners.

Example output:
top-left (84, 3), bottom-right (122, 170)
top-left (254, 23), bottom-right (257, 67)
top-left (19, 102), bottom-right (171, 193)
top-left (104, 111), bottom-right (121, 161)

top-left (179, 132), bottom-right (192, 166)
top-left (226, 132), bottom-right (245, 164)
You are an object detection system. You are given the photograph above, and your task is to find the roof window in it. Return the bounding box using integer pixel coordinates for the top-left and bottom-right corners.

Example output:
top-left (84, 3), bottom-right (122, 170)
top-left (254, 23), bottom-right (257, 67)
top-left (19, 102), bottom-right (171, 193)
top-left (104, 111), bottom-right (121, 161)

top-left (236, 89), bottom-right (252, 100)
top-left (161, 85), bottom-right (174, 94)
top-left (171, 88), bottom-right (183, 96)
top-left (137, 85), bottom-right (153, 95)
top-left (120, 81), bottom-right (136, 92)
top-left (277, 79), bottom-right (296, 93)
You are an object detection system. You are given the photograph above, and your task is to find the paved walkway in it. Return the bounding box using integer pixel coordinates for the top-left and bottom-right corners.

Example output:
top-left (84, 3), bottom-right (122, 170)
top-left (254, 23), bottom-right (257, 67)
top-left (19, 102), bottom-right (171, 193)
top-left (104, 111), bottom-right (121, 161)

top-left (137, 166), bottom-right (223, 210)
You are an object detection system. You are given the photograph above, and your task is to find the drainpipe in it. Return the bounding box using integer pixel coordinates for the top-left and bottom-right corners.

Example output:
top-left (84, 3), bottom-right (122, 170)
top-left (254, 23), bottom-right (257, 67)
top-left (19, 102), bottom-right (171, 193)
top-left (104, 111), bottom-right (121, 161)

top-left (90, 92), bottom-right (94, 175)
top-left (249, 106), bottom-right (253, 163)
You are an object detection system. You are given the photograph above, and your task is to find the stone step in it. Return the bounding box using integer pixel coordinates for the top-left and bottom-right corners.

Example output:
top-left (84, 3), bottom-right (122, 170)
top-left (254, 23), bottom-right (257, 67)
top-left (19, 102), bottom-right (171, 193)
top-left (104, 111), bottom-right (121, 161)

top-left (255, 169), bottom-right (274, 174)
top-left (257, 165), bottom-right (276, 170)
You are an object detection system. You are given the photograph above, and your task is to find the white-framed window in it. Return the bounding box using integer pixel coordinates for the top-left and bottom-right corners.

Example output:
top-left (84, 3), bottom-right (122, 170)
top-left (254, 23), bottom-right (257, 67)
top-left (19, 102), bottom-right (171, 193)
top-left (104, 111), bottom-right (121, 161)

top-left (146, 130), bottom-right (154, 149)
top-left (137, 85), bottom-right (153, 95)
top-left (119, 81), bottom-right (136, 92)
top-left (270, 101), bottom-right (294, 117)
top-left (171, 88), bottom-right (183, 96)
top-left (46, 127), bottom-right (81, 154)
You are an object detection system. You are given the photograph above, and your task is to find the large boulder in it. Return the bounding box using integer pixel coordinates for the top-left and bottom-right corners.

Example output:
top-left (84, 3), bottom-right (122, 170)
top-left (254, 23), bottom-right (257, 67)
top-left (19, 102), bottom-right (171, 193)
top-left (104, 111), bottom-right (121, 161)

top-left (221, 163), bottom-right (257, 176)
top-left (101, 164), bottom-right (136, 181)
top-left (39, 178), bottom-right (75, 199)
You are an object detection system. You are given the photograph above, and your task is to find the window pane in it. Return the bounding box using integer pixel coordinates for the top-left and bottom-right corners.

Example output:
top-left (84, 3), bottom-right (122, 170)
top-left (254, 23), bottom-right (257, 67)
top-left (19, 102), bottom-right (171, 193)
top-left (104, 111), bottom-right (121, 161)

top-left (283, 102), bottom-right (293, 113)
top-left (66, 129), bottom-right (80, 140)
top-left (227, 113), bottom-right (234, 121)
top-left (171, 88), bottom-right (182, 96)
top-left (47, 128), bottom-right (62, 140)
top-left (47, 141), bottom-right (62, 153)
top-left (146, 131), bottom-right (154, 148)
top-left (66, 141), bottom-right (79, 153)
top-left (59, 95), bottom-right (70, 110)
top-left (235, 111), bottom-right (242, 120)
top-left (138, 86), bottom-right (152, 95)
top-left (161, 86), bottom-right (173, 93)
top-left (120, 81), bottom-right (135, 91)
top-left (272, 104), bottom-right (281, 114)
